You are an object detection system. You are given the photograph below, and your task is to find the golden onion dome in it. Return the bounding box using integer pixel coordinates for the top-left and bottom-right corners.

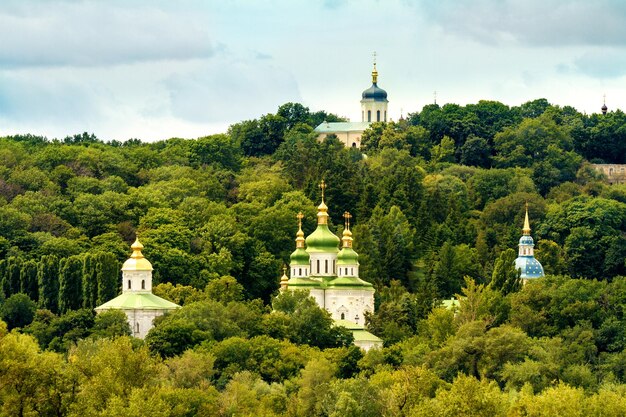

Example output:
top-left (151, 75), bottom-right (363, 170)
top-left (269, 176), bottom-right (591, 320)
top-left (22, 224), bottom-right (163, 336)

top-left (121, 238), bottom-right (153, 271)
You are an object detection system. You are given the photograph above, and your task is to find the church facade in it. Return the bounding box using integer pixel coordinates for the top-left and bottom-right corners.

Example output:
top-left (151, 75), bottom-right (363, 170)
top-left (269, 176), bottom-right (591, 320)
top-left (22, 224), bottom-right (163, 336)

top-left (280, 181), bottom-right (381, 350)
top-left (314, 62), bottom-right (389, 148)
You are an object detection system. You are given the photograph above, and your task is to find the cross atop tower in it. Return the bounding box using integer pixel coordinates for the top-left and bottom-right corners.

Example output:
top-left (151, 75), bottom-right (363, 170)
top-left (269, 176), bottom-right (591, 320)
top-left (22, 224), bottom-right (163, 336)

top-left (319, 180), bottom-right (327, 203)
top-left (373, 51), bottom-right (377, 65)
top-left (343, 211), bottom-right (352, 230)
top-left (297, 211), bottom-right (304, 229)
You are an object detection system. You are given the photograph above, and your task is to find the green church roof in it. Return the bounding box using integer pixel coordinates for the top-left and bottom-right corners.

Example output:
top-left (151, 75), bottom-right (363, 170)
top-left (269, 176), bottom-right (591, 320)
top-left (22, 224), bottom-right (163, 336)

top-left (290, 247), bottom-right (310, 265)
top-left (95, 292), bottom-right (180, 311)
top-left (286, 277), bottom-right (321, 287)
top-left (337, 247), bottom-right (359, 264)
top-left (328, 276), bottom-right (373, 289)
top-left (306, 224), bottom-right (340, 253)
top-left (333, 319), bottom-right (382, 343)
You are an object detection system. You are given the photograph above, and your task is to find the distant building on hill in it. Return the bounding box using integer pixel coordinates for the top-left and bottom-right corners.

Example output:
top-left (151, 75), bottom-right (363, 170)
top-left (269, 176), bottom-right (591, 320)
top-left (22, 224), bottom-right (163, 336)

top-left (280, 180), bottom-right (382, 350)
top-left (592, 164), bottom-right (626, 185)
top-left (95, 239), bottom-right (179, 338)
top-left (515, 204), bottom-right (544, 284)
top-left (314, 60), bottom-right (389, 149)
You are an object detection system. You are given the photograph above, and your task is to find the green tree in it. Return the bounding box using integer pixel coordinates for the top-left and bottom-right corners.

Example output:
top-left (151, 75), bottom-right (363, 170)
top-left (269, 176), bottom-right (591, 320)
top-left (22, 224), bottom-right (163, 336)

top-left (82, 253), bottom-right (98, 309)
top-left (58, 255), bottom-right (84, 313)
top-left (19, 260), bottom-right (38, 302)
top-left (38, 255), bottom-right (59, 313)
top-left (0, 293), bottom-right (37, 330)
top-left (490, 248), bottom-right (521, 295)
top-left (96, 252), bottom-right (119, 305)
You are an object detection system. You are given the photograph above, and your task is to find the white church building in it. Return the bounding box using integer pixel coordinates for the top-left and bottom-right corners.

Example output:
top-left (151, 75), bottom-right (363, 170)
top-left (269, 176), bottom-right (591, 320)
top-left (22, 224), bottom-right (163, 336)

top-left (95, 239), bottom-right (179, 338)
top-left (280, 180), bottom-right (382, 350)
top-left (314, 61), bottom-right (389, 148)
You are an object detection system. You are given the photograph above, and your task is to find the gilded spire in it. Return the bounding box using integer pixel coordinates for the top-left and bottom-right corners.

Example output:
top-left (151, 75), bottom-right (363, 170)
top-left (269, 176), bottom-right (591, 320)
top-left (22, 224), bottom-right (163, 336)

top-left (371, 51), bottom-right (378, 84)
top-left (280, 265), bottom-right (289, 290)
top-left (130, 238), bottom-right (145, 259)
top-left (523, 202), bottom-right (531, 236)
top-left (295, 212), bottom-right (305, 248)
top-left (317, 180), bottom-right (329, 225)
top-left (342, 211), bottom-right (353, 248)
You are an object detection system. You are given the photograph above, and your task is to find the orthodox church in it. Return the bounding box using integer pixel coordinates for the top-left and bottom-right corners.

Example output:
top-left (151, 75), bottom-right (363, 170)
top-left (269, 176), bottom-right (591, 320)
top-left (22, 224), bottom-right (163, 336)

top-left (314, 60), bottom-right (389, 148)
top-left (515, 204), bottom-right (545, 283)
top-left (280, 181), bottom-right (382, 350)
top-left (95, 239), bottom-right (179, 338)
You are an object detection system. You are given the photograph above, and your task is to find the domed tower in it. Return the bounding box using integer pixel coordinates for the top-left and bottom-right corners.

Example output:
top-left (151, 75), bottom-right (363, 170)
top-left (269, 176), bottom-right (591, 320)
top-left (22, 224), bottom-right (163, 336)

top-left (602, 94), bottom-right (608, 115)
top-left (336, 212), bottom-right (359, 278)
top-left (305, 180), bottom-right (340, 279)
top-left (95, 239), bottom-right (179, 338)
top-left (515, 204), bottom-right (545, 283)
top-left (361, 58), bottom-right (388, 123)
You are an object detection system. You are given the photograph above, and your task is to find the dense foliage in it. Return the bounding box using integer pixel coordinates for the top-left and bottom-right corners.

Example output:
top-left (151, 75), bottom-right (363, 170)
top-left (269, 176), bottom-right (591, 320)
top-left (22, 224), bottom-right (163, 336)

top-left (1, 99), bottom-right (626, 415)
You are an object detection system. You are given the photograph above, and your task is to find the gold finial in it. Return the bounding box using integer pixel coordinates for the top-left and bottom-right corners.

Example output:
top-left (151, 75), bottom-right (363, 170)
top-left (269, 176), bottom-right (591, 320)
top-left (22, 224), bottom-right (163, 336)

top-left (371, 51), bottom-right (378, 84)
top-left (280, 265), bottom-right (289, 290)
top-left (130, 238), bottom-right (145, 259)
top-left (317, 180), bottom-right (329, 224)
top-left (295, 212), bottom-right (305, 248)
top-left (342, 211), bottom-right (353, 248)
top-left (523, 202), bottom-right (531, 236)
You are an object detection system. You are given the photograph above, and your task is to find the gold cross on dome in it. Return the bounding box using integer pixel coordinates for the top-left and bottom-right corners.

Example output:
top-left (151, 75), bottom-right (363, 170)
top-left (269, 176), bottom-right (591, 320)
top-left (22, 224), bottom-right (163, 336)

top-left (296, 211), bottom-right (304, 228)
top-left (319, 180), bottom-right (327, 202)
top-left (373, 51), bottom-right (377, 65)
top-left (343, 211), bottom-right (352, 230)
top-left (282, 265), bottom-right (287, 275)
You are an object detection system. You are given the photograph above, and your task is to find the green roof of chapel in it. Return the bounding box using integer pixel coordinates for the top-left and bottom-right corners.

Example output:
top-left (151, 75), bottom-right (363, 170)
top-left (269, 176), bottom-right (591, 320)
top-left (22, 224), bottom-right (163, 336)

top-left (95, 292), bottom-right (180, 311)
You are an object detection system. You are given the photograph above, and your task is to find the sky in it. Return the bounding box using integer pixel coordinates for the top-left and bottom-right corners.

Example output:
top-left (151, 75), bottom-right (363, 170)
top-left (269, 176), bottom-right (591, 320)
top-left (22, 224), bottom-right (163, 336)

top-left (1, 0), bottom-right (625, 142)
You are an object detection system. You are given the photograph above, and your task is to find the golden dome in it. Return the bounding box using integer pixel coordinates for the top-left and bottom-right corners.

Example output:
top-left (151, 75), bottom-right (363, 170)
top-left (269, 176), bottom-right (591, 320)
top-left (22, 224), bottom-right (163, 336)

top-left (121, 238), bottom-right (153, 271)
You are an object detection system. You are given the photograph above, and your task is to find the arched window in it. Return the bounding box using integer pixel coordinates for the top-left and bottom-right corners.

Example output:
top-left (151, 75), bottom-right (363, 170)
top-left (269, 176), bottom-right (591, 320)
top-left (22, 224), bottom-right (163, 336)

top-left (127, 280), bottom-right (131, 289)
top-left (298, 268), bottom-right (301, 276)
top-left (351, 267), bottom-right (354, 276)
top-left (135, 322), bottom-right (140, 333)
top-left (377, 110), bottom-right (381, 122)
top-left (141, 280), bottom-right (145, 290)
top-left (325, 260), bottom-right (328, 273)
top-left (362, 111), bottom-right (364, 121)
top-left (333, 260), bottom-right (336, 274)
top-left (341, 313), bottom-right (345, 320)
top-left (384, 111), bottom-right (387, 122)
top-left (367, 110), bottom-right (371, 122)
top-left (352, 142), bottom-right (357, 147)
top-left (317, 259), bottom-right (320, 274)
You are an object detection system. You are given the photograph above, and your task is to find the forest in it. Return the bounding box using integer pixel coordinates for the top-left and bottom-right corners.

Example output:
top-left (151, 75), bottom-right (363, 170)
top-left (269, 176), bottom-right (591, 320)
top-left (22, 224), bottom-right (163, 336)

top-left (2, 99), bottom-right (626, 416)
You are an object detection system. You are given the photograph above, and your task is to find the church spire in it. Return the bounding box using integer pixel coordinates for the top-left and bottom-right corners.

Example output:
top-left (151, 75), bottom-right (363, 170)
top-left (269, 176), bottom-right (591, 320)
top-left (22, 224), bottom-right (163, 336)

top-left (523, 202), bottom-right (531, 236)
top-left (317, 180), bottom-right (329, 225)
top-left (371, 51), bottom-right (378, 84)
top-left (295, 212), bottom-right (305, 248)
top-left (342, 212), bottom-right (353, 248)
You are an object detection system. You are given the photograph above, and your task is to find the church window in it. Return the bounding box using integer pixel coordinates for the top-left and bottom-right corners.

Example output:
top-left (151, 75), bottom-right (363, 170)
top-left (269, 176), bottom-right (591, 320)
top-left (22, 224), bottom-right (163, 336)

top-left (341, 313), bottom-right (345, 319)
top-left (135, 322), bottom-right (139, 333)
top-left (141, 280), bottom-right (145, 290)
top-left (377, 110), bottom-right (381, 122)
top-left (351, 267), bottom-right (354, 275)
top-left (362, 111), bottom-right (364, 121)
top-left (325, 260), bottom-right (328, 273)
top-left (317, 260), bottom-right (320, 273)
top-left (299, 268), bottom-right (302, 276)
top-left (352, 142), bottom-right (357, 147)
top-left (333, 260), bottom-right (336, 273)
top-left (384, 111), bottom-right (387, 121)
top-left (367, 110), bottom-right (371, 122)
top-left (128, 280), bottom-right (131, 289)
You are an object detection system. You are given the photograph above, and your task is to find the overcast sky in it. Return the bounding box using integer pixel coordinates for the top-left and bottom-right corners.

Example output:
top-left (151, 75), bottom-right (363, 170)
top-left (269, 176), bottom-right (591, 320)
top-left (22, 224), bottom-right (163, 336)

top-left (0, 0), bottom-right (625, 141)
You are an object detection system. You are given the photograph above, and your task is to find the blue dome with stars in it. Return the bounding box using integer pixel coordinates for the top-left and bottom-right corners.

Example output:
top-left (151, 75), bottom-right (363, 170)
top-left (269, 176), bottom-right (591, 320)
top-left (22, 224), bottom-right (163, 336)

top-left (515, 256), bottom-right (544, 279)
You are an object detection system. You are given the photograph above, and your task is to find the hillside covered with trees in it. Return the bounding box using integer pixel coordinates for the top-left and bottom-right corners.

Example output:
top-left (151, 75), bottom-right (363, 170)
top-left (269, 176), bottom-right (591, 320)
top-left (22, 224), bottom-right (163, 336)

top-left (2, 99), bottom-right (626, 415)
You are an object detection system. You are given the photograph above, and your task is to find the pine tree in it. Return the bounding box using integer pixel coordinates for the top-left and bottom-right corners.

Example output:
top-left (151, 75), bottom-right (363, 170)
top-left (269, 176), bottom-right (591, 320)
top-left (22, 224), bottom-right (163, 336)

top-left (38, 255), bottom-right (59, 313)
top-left (20, 260), bottom-right (39, 302)
top-left (58, 256), bottom-right (83, 313)
top-left (96, 252), bottom-right (119, 305)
